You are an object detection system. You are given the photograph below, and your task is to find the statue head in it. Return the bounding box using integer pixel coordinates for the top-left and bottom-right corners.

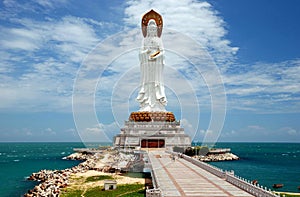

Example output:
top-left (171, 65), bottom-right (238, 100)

top-left (147, 19), bottom-right (158, 37)
top-left (141, 10), bottom-right (163, 37)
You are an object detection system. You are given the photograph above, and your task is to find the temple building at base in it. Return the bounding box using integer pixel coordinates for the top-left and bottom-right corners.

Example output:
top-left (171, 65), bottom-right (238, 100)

top-left (114, 111), bottom-right (191, 149)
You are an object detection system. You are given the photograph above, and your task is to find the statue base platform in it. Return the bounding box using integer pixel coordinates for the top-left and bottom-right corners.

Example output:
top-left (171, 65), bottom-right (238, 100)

top-left (113, 112), bottom-right (191, 149)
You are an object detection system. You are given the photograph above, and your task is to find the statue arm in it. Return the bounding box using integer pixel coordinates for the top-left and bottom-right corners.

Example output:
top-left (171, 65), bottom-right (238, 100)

top-left (141, 39), bottom-right (151, 54)
top-left (141, 48), bottom-right (151, 54)
top-left (139, 47), bottom-right (150, 62)
top-left (149, 48), bottom-right (164, 60)
top-left (149, 39), bottom-right (164, 60)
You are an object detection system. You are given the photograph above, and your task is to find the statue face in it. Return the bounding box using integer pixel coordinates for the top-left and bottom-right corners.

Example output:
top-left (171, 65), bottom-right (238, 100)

top-left (147, 20), bottom-right (157, 37)
top-left (147, 25), bottom-right (157, 37)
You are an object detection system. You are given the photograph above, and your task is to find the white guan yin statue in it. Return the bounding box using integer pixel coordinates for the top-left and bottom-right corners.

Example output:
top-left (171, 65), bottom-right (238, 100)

top-left (136, 10), bottom-right (167, 112)
top-left (113, 10), bottom-right (191, 149)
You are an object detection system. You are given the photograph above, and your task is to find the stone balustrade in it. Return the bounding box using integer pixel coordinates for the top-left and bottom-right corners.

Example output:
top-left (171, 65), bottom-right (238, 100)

top-left (167, 151), bottom-right (279, 197)
top-left (146, 154), bottom-right (162, 197)
top-left (225, 173), bottom-right (279, 197)
top-left (146, 188), bottom-right (161, 197)
top-left (151, 169), bottom-right (159, 190)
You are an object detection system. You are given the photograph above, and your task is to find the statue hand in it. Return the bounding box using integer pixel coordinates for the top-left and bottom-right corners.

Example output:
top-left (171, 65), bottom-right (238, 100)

top-left (149, 51), bottom-right (160, 59)
top-left (148, 56), bottom-right (155, 61)
top-left (141, 49), bottom-right (151, 54)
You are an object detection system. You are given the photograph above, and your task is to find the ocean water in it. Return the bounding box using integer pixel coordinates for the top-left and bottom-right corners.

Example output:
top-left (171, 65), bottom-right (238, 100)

top-left (0, 142), bottom-right (85, 197)
top-left (0, 142), bottom-right (299, 196)
top-left (210, 143), bottom-right (300, 193)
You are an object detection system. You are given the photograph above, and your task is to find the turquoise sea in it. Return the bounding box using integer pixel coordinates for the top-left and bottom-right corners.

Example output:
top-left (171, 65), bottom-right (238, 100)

top-left (0, 142), bottom-right (84, 197)
top-left (211, 143), bottom-right (300, 193)
top-left (0, 142), bottom-right (299, 196)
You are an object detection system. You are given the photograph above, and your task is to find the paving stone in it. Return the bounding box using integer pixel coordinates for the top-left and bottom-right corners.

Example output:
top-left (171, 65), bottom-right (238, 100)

top-left (148, 151), bottom-right (254, 197)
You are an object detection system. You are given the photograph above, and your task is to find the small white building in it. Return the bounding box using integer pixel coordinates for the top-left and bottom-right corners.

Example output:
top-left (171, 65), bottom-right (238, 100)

top-left (104, 180), bottom-right (117, 191)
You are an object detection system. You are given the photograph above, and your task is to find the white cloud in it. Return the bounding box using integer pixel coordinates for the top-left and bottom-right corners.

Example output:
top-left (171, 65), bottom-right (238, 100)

top-left (181, 118), bottom-right (197, 139)
top-left (219, 124), bottom-right (268, 142)
top-left (224, 59), bottom-right (300, 113)
top-left (79, 122), bottom-right (119, 142)
top-left (287, 129), bottom-right (297, 135)
top-left (4, 16), bottom-right (101, 57)
top-left (22, 128), bottom-right (33, 136)
top-left (280, 127), bottom-right (299, 136)
top-left (219, 124), bottom-right (300, 142)
top-left (35, 0), bottom-right (68, 9)
top-left (40, 127), bottom-right (56, 136)
top-left (124, 0), bottom-right (238, 67)
top-left (1, 0), bottom-right (69, 19)
top-left (0, 15), bottom-right (104, 112)
top-left (64, 128), bottom-right (78, 137)
top-left (247, 125), bottom-right (265, 130)
top-left (0, 0), bottom-right (236, 116)
top-left (1, 0), bottom-right (299, 119)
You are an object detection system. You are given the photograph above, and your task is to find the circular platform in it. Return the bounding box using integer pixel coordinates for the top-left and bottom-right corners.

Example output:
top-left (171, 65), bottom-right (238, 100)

top-left (129, 111), bottom-right (176, 122)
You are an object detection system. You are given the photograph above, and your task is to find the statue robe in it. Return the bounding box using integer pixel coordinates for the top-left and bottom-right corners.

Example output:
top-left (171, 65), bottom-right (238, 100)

top-left (136, 36), bottom-right (167, 111)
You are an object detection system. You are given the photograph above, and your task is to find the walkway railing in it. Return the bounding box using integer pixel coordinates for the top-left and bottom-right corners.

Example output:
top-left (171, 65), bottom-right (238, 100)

top-left (168, 151), bottom-right (279, 197)
top-left (146, 188), bottom-right (161, 197)
top-left (145, 152), bottom-right (162, 197)
top-left (225, 173), bottom-right (279, 197)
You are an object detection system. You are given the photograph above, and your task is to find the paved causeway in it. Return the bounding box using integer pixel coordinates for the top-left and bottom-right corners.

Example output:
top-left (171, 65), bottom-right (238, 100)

top-left (148, 151), bottom-right (254, 197)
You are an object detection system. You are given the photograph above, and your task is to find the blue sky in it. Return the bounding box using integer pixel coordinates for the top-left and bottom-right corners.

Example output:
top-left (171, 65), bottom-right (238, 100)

top-left (0, 0), bottom-right (300, 142)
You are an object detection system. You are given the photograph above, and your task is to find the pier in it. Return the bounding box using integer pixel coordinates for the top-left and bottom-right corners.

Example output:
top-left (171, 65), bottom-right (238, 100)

top-left (146, 150), bottom-right (278, 197)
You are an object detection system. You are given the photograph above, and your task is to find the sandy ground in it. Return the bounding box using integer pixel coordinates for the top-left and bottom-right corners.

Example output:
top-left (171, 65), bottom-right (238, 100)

top-left (67, 170), bottom-right (145, 190)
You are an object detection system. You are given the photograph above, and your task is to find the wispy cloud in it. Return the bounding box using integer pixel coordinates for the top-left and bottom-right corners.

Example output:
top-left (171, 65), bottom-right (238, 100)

top-left (224, 59), bottom-right (300, 113)
top-left (1, 0), bottom-right (299, 136)
top-left (220, 124), bottom-right (300, 142)
top-left (124, 0), bottom-right (238, 67)
top-left (0, 14), bottom-right (106, 112)
top-left (280, 127), bottom-right (299, 136)
top-left (0, 0), bottom-right (249, 116)
top-left (1, 0), bottom-right (69, 18)
top-left (79, 123), bottom-right (118, 142)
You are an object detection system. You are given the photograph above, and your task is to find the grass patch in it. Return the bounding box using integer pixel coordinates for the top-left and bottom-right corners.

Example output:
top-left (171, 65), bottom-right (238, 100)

top-left (85, 175), bottom-right (114, 183)
top-left (85, 184), bottom-right (144, 197)
top-left (121, 188), bottom-right (145, 197)
top-left (123, 172), bottom-right (145, 178)
top-left (274, 192), bottom-right (300, 197)
top-left (60, 188), bottom-right (82, 197)
top-left (61, 184), bottom-right (144, 197)
top-left (72, 176), bottom-right (84, 181)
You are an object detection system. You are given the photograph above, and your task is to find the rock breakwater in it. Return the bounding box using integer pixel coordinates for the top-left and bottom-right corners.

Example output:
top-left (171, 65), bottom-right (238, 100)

top-left (24, 148), bottom-right (137, 197)
top-left (25, 156), bottom-right (96, 197)
top-left (194, 152), bottom-right (239, 162)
